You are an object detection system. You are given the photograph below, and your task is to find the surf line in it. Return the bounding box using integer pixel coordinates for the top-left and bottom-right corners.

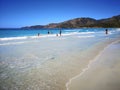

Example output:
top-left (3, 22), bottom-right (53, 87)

top-left (65, 39), bottom-right (120, 90)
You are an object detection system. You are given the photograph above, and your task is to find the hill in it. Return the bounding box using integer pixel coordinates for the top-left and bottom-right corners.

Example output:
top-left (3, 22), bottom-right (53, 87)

top-left (22, 15), bottom-right (120, 29)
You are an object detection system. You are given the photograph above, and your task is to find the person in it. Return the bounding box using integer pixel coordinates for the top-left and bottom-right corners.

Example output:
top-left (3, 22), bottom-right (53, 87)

top-left (48, 30), bottom-right (50, 34)
top-left (38, 33), bottom-right (40, 37)
top-left (59, 29), bottom-right (62, 36)
top-left (105, 29), bottom-right (108, 34)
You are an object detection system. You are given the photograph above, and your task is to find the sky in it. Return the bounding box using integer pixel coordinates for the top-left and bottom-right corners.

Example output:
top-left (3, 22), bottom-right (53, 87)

top-left (0, 0), bottom-right (120, 28)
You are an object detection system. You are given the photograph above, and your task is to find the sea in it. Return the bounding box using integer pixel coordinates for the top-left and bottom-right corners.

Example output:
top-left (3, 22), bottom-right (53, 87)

top-left (0, 28), bottom-right (120, 90)
top-left (0, 28), bottom-right (120, 40)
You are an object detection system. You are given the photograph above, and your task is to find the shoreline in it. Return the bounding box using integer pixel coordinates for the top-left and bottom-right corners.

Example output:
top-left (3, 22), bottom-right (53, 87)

top-left (0, 32), bottom-right (95, 41)
top-left (66, 39), bottom-right (120, 90)
top-left (0, 29), bottom-right (120, 90)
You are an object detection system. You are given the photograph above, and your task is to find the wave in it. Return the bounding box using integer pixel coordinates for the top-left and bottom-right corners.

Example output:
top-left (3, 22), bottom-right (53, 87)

top-left (0, 32), bottom-right (96, 41)
top-left (78, 32), bottom-right (95, 34)
top-left (65, 31), bottom-right (95, 34)
top-left (0, 42), bottom-right (25, 46)
top-left (116, 28), bottom-right (120, 31)
top-left (0, 36), bottom-right (28, 41)
top-left (0, 30), bottom-right (98, 41)
top-left (0, 40), bottom-right (40, 46)
top-left (77, 35), bottom-right (95, 38)
top-left (0, 42), bottom-right (24, 46)
top-left (0, 36), bottom-right (40, 41)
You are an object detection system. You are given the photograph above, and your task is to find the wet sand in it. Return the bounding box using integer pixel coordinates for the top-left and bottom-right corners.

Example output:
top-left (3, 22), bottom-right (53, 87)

top-left (67, 40), bottom-right (120, 90)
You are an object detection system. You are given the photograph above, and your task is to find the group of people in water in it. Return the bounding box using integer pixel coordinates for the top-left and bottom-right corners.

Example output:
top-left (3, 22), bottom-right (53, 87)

top-left (38, 29), bottom-right (108, 37)
top-left (38, 29), bottom-right (62, 37)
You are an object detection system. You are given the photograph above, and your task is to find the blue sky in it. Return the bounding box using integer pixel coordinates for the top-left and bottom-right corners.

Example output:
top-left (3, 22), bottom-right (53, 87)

top-left (0, 0), bottom-right (120, 28)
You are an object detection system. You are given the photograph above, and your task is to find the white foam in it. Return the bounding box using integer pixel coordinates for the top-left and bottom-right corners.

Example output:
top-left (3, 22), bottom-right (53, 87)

top-left (0, 36), bottom-right (28, 41)
top-left (116, 28), bottom-right (120, 31)
top-left (0, 34), bottom-right (58, 41)
top-left (63, 32), bottom-right (95, 36)
top-left (40, 34), bottom-right (56, 38)
top-left (0, 42), bottom-right (25, 46)
top-left (64, 30), bottom-right (74, 31)
top-left (0, 31), bottom-right (95, 41)
top-left (0, 40), bottom-right (40, 46)
top-left (62, 32), bottom-right (79, 36)
top-left (77, 35), bottom-right (95, 38)
top-left (79, 32), bottom-right (95, 34)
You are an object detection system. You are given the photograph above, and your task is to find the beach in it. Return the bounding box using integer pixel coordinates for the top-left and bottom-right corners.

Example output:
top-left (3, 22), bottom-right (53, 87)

top-left (0, 28), bottom-right (120, 90)
top-left (67, 40), bottom-right (120, 90)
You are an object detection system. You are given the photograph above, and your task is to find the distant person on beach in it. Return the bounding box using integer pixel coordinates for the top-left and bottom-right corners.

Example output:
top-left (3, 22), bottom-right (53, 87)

top-left (59, 29), bottom-right (62, 36)
top-left (38, 33), bottom-right (40, 37)
top-left (105, 29), bottom-right (108, 34)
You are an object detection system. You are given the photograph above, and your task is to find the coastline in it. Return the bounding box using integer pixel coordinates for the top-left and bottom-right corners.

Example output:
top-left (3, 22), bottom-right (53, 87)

top-left (0, 29), bottom-right (120, 90)
top-left (67, 39), bottom-right (120, 90)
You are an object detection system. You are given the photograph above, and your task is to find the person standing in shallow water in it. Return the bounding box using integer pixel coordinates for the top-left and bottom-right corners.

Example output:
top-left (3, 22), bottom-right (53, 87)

top-left (59, 29), bottom-right (62, 36)
top-left (38, 33), bottom-right (40, 37)
top-left (105, 29), bottom-right (108, 34)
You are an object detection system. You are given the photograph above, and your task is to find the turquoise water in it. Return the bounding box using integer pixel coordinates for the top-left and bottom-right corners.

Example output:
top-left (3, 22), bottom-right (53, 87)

top-left (0, 28), bottom-right (119, 41)
top-left (0, 28), bottom-right (117, 38)
top-left (0, 28), bottom-right (120, 46)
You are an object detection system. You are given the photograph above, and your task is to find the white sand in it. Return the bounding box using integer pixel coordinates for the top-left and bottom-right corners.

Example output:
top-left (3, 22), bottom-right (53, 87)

top-left (68, 40), bottom-right (120, 90)
top-left (0, 33), bottom-right (120, 90)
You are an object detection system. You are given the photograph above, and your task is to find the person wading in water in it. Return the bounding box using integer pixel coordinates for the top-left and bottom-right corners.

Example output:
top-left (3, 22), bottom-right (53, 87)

top-left (105, 29), bottom-right (108, 34)
top-left (59, 29), bottom-right (62, 36)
